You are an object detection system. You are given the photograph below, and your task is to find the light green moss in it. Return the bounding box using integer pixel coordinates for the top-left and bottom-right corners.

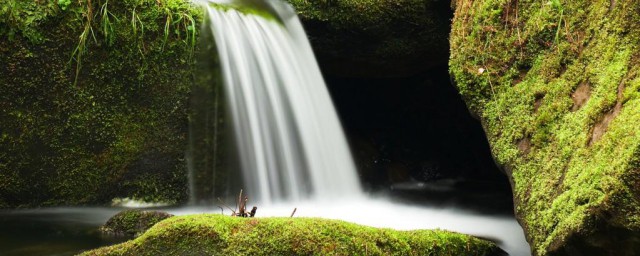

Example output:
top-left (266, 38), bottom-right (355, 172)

top-left (82, 215), bottom-right (501, 256)
top-left (450, 0), bottom-right (640, 254)
top-left (205, 2), bottom-right (279, 22)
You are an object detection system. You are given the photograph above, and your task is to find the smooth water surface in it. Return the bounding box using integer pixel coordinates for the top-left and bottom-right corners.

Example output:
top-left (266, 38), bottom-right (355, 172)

top-left (0, 185), bottom-right (530, 256)
top-left (0, 2), bottom-right (528, 256)
top-left (0, 208), bottom-right (127, 256)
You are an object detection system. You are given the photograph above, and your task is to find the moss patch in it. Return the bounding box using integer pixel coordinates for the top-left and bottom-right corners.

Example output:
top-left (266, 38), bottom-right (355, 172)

top-left (450, 0), bottom-right (640, 254)
top-left (82, 214), bottom-right (502, 255)
top-left (101, 210), bottom-right (174, 237)
top-left (0, 0), bottom-right (202, 207)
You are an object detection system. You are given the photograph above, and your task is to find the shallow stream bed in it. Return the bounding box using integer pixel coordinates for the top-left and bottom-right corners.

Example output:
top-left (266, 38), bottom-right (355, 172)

top-left (0, 182), bottom-right (530, 256)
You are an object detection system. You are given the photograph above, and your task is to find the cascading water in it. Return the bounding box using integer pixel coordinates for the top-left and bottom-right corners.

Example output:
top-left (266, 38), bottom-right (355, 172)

top-left (185, 1), bottom-right (531, 255)
top-left (194, 0), bottom-right (362, 204)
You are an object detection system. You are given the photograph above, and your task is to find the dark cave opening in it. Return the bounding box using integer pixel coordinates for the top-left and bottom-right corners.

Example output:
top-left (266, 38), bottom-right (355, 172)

top-left (325, 66), bottom-right (514, 215)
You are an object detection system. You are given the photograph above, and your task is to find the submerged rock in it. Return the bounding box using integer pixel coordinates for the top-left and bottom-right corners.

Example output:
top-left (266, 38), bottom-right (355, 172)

top-left (84, 214), bottom-right (505, 255)
top-left (100, 210), bottom-right (173, 237)
top-left (450, 0), bottom-right (640, 255)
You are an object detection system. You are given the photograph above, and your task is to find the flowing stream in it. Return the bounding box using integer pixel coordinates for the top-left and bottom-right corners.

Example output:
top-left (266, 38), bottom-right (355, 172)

top-left (193, 0), bottom-right (362, 204)
top-left (187, 1), bottom-right (530, 255)
top-left (0, 1), bottom-right (530, 256)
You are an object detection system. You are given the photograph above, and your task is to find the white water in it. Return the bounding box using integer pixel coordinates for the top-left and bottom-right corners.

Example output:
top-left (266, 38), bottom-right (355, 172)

top-left (193, 1), bottom-right (531, 255)
top-left (200, 0), bottom-right (362, 204)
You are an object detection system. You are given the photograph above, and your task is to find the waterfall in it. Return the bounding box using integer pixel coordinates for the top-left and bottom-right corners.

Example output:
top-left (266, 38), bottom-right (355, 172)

top-left (193, 0), bottom-right (362, 204)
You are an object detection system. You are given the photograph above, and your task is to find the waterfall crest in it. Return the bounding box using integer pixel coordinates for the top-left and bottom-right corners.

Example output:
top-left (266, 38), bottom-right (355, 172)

top-left (195, 0), bottom-right (362, 204)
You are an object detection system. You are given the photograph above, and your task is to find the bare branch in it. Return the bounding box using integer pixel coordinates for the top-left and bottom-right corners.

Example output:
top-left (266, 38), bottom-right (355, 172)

top-left (217, 197), bottom-right (236, 215)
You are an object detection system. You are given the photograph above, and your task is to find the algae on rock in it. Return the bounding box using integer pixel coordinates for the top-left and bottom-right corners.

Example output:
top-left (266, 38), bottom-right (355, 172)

top-left (100, 210), bottom-right (174, 237)
top-left (450, 0), bottom-right (640, 254)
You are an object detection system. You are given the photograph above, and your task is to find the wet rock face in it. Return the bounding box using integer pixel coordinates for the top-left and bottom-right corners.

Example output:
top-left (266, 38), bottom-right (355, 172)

top-left (287, 0), bottom-right (453, 78)
top-left (450, 0), bottom-right (640, 255)
top-left (0, 0), bottom-right (196, 207)
top-left (100, 210), bottom-right (173, 237)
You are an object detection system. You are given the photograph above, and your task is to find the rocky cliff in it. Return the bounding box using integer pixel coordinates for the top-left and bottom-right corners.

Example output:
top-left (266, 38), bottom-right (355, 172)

top-left (450, 0), bottom-right (640, 254)
top-left (0, 0), bottom-right (200, 207)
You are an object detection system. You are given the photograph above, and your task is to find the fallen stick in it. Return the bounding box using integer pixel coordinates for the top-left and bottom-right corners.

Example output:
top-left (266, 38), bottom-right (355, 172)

top-left (217, 197), bottom-right (236, 216)
top-left (290, 207), bottom-right (297, 217)
top-left (237, 189), bottom-right (243, 215)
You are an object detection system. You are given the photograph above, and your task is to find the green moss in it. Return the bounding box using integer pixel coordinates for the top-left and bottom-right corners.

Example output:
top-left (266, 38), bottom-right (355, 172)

top-left (82, 215), bottom-right (501, 256)
top-left (205, 2), bottom-right (279, 22)
top-left (0, 0), bottom-right (59, 43)
top-left (450, 0), bottom-right (640, 254)
top-left (101, 210), bottom-right (174, 237)
top-left (0, 0), bottom-right (203, 207)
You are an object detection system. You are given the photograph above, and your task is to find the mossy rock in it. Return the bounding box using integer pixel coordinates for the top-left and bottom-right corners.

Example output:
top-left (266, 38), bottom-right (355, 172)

top-left (0, 0), bottom-right (203, 207)
top-left (450, 0), bottom-right (640, 255)
top-left (100, 210), bottom-right (174, 237)
top-left (286, 0), bottom-right (452, 77)
top-left (82, 214), bottom-right (504, 255)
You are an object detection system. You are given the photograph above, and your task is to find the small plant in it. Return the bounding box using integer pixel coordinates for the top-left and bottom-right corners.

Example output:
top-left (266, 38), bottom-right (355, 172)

top-left (162, 8), bottom-right (172, 50)
top-left (131, 8), bottom-right (140, 37)
top-left (161, 8), bottom-right (196, 57)
top-left (549, 0), bottom-right (564, 47)
top-left (70, 20), bottom-right (96, 86)
top-left (99, 0), bottom-right (118, 46)
top-left (183, 13), bottom-right (196, 57)
top-left (58, 0), bottom-right (72, 11)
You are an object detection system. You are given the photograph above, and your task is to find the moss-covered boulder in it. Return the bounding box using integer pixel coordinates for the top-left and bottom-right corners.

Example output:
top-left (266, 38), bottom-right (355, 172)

top-left (100, 210), bottom-right (174, 237)
top-left (82, 214), bottom-right (503, 255)
top-left (0, 0), bottom-right (202, 208)
top-left (286, 0), bottom-right (452, 77)
top-left (450, 0), bottom-right (640, 254)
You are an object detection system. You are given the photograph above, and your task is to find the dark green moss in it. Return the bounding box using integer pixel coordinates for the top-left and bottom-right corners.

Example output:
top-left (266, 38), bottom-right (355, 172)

top-left (82, 215), bottom-right (502, 256)
top-left (0, 0), bottom-right (203, 208)
top-left (286, 0), bottom-right (452, 77)
top-left (101, 210), bottom-right (174, 237)
top-left (450, 0), bottom-right (640, 254)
